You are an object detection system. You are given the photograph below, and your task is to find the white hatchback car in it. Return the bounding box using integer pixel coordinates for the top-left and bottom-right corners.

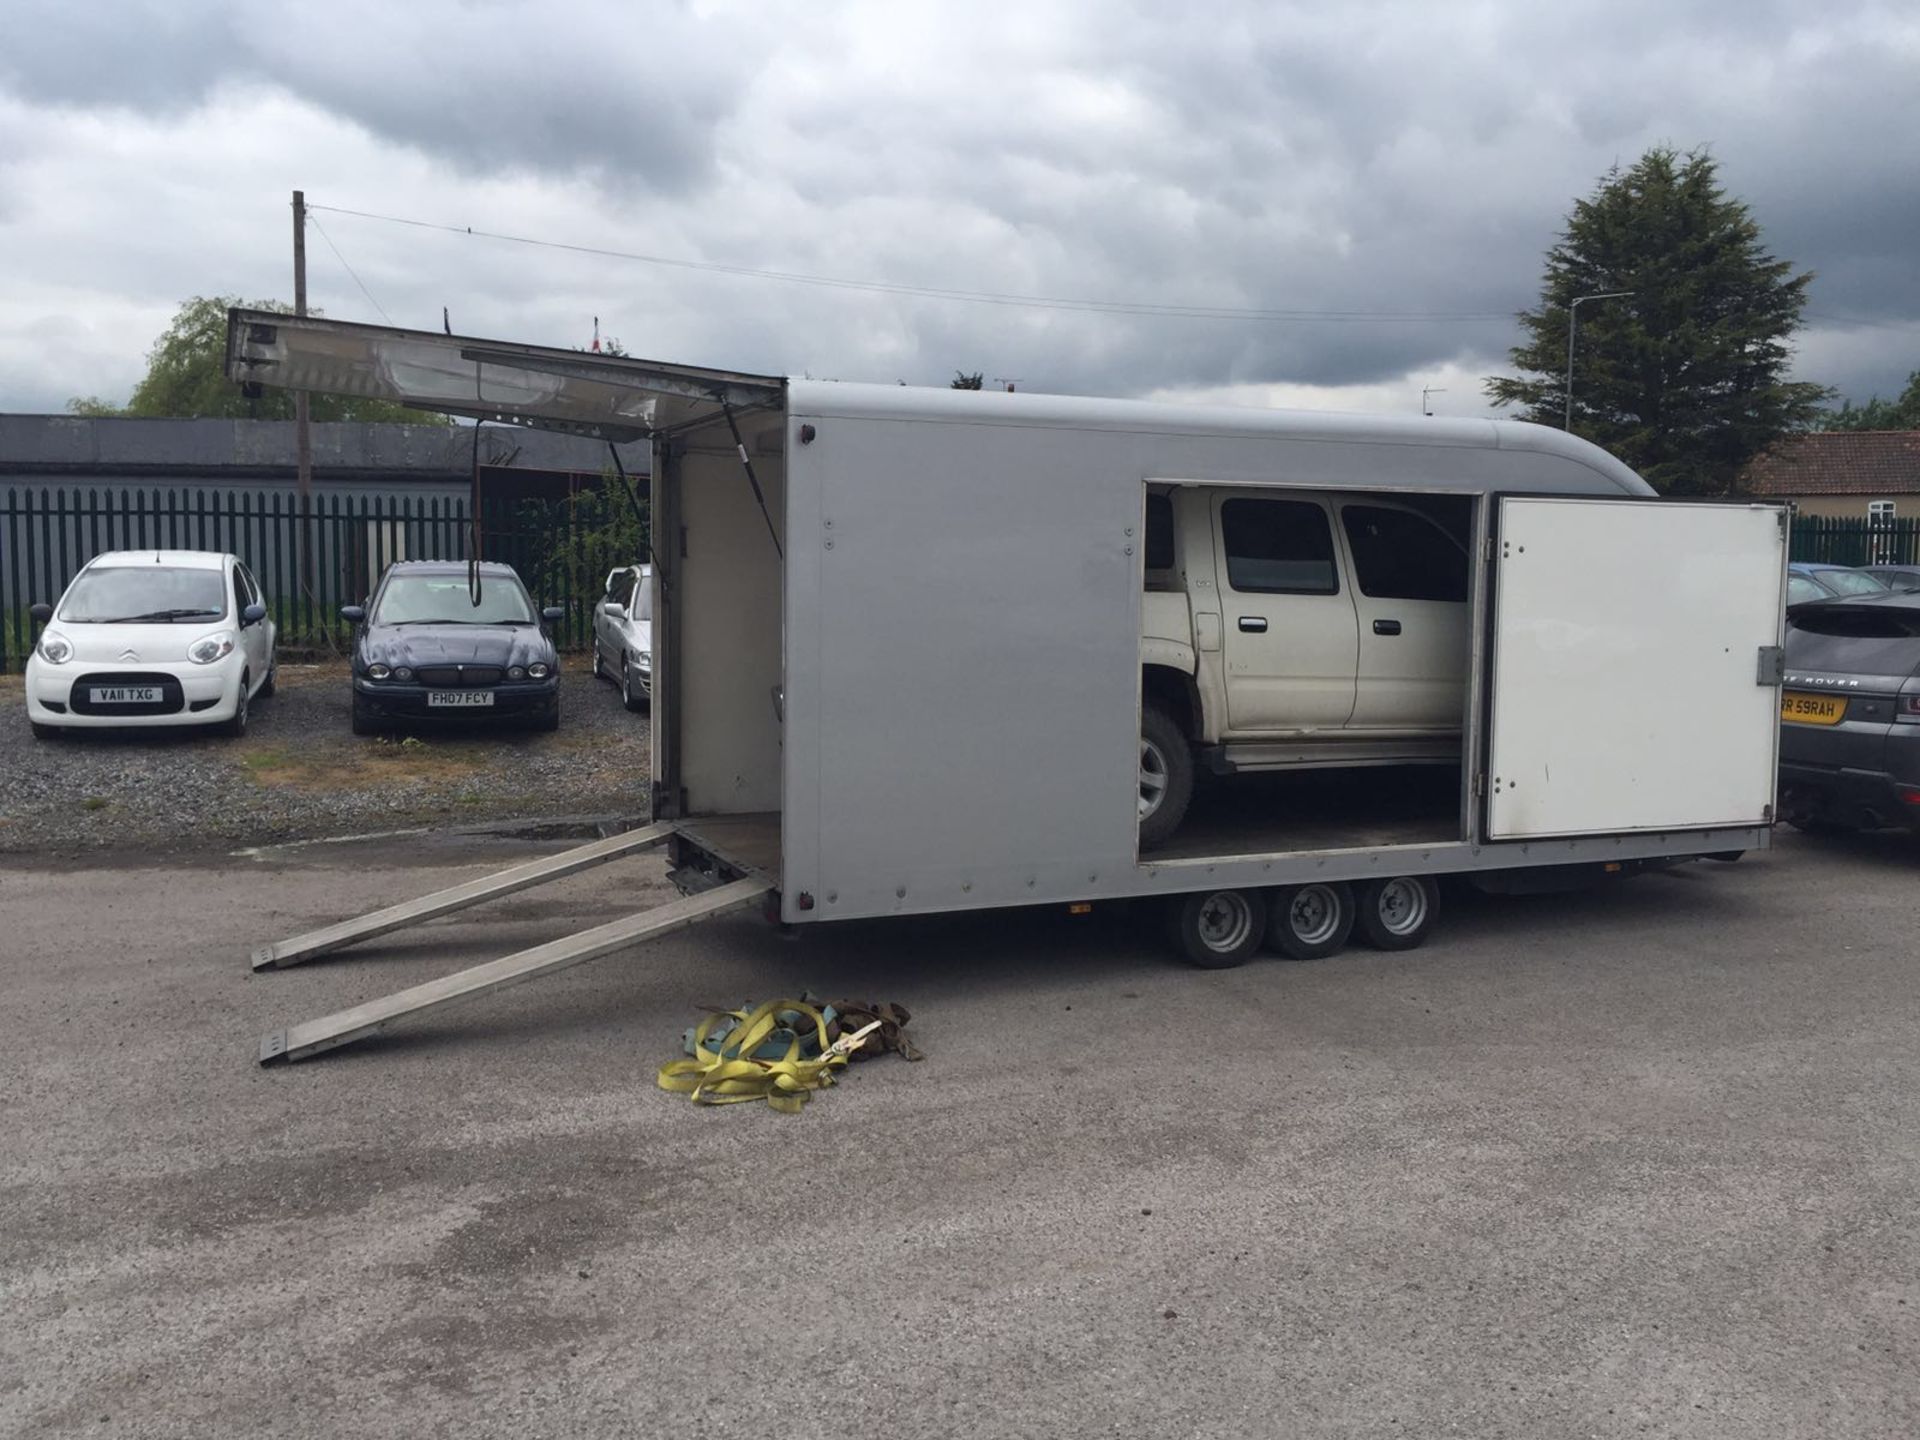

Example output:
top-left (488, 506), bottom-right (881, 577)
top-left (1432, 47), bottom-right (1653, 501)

top-left (25, 550), bottom-right (277, 739)
top-left (589, 563), bottom-right (652, 711)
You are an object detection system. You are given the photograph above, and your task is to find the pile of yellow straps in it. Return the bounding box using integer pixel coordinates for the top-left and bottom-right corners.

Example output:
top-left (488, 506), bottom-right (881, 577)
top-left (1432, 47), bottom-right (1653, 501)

top-left (657, 999), bottom-right (871, 1114)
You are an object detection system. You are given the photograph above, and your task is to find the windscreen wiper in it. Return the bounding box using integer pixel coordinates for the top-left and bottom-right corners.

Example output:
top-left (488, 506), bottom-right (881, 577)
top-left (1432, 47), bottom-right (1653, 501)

top-left (97, 608), bottom-right (224, 623)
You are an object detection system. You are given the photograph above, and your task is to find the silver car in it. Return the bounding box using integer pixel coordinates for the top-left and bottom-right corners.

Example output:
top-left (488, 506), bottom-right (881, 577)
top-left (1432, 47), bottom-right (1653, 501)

top-left (590, 564), bottom-right (652, 711)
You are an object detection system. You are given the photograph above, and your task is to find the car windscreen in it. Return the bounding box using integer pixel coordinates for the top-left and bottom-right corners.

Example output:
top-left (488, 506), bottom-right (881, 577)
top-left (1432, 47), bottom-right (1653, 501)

top-left (1816, 568), bottom-right (1889, 596)
top-left (57, 566), bottom-right (229, 623)
top-left (1786, 575), bottom-right (1826, 606)
top-left (373, 575), bottom-right (535, 625)
top-left (1786, 606), bottom-right (1920, 678)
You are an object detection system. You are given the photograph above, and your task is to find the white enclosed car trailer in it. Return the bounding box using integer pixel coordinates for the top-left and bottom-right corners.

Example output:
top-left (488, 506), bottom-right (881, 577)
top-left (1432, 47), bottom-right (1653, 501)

top-left (228, 312), bottom-right (1787, 1063)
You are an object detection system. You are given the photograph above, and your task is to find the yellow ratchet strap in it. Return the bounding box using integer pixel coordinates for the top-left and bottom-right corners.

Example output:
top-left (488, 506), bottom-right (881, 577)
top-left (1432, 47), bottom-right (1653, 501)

top-left (657, 1000), bottom-right (872, 1114)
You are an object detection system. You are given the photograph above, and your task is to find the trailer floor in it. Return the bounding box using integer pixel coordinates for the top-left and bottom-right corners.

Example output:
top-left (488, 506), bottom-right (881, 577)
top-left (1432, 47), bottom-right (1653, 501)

top-left (676, 811), bottom-right (781, 876)
top-left (6, 827), bottom-right (1918, 1437)
top-left (1152, 763), bottom-right (1462, 862)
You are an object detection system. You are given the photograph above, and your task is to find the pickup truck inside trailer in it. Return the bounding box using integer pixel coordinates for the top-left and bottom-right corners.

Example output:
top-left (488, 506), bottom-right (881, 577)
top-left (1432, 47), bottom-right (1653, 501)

top-left (230, 310), bottom-right (1786, 1057)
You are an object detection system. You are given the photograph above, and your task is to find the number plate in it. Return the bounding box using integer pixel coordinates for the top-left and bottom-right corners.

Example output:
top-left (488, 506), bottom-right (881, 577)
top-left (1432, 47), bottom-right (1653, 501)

top-left (1781, 691), bottom-right (1847, 726)
top-left (427, 690), bottom-right (495, 708)
top-left (89, 686), bottom-right (162, 704)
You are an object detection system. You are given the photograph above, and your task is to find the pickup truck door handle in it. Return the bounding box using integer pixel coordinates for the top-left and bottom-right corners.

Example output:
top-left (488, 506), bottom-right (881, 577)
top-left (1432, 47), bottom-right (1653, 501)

top-left (1237, 616), bottom-right (1268, 633)
top-left (1373, 619), bottom-right (1402, 636)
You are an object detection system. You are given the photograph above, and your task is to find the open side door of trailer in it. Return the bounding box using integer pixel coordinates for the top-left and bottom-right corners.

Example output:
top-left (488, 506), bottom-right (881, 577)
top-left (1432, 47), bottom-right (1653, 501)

top-left (1483, 496), bottom-right (1786, 840)
top-left (224, 309), bottom-right (783, 439)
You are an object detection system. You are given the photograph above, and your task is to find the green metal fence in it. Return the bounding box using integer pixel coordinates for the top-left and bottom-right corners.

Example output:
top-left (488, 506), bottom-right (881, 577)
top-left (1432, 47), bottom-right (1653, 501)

top-left (1786, 513), bottom-right (1920, 568)
top-left (2, 484), bottom-right (647, 672)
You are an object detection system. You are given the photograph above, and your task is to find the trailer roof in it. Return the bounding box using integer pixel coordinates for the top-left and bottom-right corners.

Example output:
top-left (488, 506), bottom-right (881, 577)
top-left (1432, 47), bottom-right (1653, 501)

top-left (787, 380), bottom-right (1654, 496)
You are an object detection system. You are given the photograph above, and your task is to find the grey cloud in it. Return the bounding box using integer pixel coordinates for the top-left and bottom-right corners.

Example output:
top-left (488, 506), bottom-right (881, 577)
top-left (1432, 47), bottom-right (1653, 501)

top-left (1, 0), bottom-right (752, 192)
top-left (1, 0), bottom-right (1916, 413)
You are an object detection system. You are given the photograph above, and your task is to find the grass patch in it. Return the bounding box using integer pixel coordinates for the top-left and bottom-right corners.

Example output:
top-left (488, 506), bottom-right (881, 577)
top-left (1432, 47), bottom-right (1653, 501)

top-left (81, 796), bottom-right (110, 812)
top-left (239, 733), bottom-right (499, 793)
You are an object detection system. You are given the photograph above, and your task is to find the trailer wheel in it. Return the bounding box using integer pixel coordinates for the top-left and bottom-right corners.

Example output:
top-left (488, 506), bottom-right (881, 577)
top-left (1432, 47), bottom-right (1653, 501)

top-left (1169, 888), bottom-right (1266, 969)
top-left (1353, 875), bottom-right (1439, 951)
top-left (1266, 881), bottom-right (1355, 960)
top-left (1138, 704), bottom-right (1193, 849)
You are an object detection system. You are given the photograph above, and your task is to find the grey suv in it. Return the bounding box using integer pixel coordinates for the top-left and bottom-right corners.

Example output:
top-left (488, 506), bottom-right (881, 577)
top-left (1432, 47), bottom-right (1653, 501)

top-left (1778, 590), bottom-right (1920, 833)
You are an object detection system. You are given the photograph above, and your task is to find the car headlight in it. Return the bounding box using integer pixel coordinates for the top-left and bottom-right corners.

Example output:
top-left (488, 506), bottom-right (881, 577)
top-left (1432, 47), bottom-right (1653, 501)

top-left (507, 665), bottom-right (527, 680)
top-left (527, 662), bottom-right (551, 679)
top-left (636, 651), bottom-right (651, 672)
top-left (188, 632), bottom-right (236, 665)
top-left (392, 666), bottom-right (414, 681)
top-left (367, 662), bottom-right (392, 680)
top-left (36, 632), bottom-right (73, 664)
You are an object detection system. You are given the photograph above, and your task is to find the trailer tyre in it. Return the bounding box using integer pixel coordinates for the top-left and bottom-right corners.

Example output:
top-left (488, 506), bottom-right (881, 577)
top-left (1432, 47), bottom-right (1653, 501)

top-left (1353, 875), bottom-right (1439, 951)
top-left (1169, 888), bottom-right (1267, 969)
top-left (1266, 881), bottom-right (1355, 960)
top-left (1138, 703), bottom-right (1193, 849)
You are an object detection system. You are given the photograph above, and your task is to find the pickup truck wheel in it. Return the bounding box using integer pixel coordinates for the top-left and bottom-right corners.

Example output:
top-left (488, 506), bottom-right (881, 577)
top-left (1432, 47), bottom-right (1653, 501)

top-left (1267, 881), bottom-right (1355, 960)
top-left (1138, 704), bottom-right (1193, 849)
top-left (1169, 888), bottom-right (1267, 968)
top-left (1353, 875), bottom-right (1439, 951)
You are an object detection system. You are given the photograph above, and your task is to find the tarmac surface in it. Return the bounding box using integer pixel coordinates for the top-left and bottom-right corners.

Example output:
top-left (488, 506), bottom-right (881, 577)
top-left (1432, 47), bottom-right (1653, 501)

top-left (3, 827), bottom-right (1917, 1437)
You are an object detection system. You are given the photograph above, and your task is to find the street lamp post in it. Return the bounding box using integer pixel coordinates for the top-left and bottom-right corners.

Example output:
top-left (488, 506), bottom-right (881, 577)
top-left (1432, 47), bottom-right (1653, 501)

top-left (1564, 290), bottom-right (1633, 430)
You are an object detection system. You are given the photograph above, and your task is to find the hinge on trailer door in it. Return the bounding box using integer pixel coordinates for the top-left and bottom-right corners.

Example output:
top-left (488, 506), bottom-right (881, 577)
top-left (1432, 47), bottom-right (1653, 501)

top-left (1471, 773), bottom-right (1486, 799)
top-left (1756, 646), bottom-right (1786, 686)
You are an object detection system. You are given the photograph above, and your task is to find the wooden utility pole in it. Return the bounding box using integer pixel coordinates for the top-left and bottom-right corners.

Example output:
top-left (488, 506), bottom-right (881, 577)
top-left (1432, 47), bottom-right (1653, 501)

top-left (293, 190), bottom-right (313, 601)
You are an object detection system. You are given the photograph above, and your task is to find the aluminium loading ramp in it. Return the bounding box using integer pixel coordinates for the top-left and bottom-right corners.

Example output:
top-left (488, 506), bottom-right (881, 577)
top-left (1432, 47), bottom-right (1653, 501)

top-left (252, 821), bottom-right (679, 970)
top-left (251, 823), bottom-right (771, 1065)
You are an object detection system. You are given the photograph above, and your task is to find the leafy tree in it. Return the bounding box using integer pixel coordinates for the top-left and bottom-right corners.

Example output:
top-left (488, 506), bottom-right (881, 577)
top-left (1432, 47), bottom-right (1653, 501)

top-left (1811, 370), bottom-right (1920, 431)
top-left (68, 296), bottom-right (448, 423)
top-left (1485, 148), bottom-right (1828, 495)
top-left (951, 370), bottom-right (984, 390)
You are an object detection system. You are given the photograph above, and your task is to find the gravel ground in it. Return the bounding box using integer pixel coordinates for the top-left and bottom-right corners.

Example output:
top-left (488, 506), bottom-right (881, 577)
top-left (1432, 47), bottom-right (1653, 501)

top-left (0, 659), bottom-right (651, 854)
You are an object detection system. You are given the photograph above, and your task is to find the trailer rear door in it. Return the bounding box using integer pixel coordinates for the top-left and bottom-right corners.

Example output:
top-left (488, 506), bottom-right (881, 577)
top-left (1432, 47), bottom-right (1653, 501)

top-left (1484, 497), bottom-right (1784, 840)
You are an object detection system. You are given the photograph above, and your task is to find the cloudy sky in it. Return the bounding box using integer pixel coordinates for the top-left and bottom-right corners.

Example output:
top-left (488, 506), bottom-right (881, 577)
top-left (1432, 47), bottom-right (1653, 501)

top-left (2, 0), bottom-right (1915, 419)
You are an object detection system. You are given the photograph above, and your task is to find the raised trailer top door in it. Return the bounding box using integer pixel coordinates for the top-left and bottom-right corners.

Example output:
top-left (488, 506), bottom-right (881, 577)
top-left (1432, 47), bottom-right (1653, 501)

top-left (1485, 497), bottom-right (1784, 840)
top-left (224, 309), bottom-right (782, 438)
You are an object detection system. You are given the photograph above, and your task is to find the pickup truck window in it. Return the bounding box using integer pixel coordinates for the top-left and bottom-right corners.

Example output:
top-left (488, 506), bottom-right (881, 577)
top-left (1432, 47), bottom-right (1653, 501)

top-left (1341, 504), bottom-right (1468, 603)
top-left (1221, 498), bottom-right (1339, 594)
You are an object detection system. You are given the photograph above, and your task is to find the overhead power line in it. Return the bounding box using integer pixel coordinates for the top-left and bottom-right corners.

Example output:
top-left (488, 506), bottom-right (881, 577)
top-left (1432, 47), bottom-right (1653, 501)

top-left (308, 202), bottom-right (1517, 324)
top-left (307, 211), bottom-right (395, 325)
